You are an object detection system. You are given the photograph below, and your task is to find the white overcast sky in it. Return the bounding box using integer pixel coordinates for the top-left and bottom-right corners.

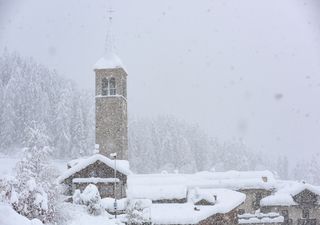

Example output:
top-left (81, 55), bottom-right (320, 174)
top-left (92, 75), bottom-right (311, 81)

top-left (1, 0), bottom-right (320, 163)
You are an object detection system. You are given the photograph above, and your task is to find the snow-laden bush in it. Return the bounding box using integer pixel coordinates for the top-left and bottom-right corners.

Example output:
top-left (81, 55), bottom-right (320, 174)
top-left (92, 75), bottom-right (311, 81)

top-left (126, 199), bottom-right (151, 225)
top-left (13, 125), bottom-right (59, 223)
top-left (72, 185), bottom-right (103, 215)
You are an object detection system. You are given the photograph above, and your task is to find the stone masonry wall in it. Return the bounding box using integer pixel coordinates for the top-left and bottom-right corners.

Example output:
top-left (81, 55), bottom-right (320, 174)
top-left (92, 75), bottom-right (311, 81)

top-left (238, 189), bottom-right (272, 213)
top-left (198, 208), bottom-right (238, 225)
top-left (95, 67), bottom-right (128, 160)
top-left (261, 205), bottom-right (320, 225)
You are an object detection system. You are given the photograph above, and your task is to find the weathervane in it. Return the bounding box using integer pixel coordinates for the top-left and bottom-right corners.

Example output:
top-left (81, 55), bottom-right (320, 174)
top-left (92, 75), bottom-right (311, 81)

top-left (105, 6), bottom-right (115, 54)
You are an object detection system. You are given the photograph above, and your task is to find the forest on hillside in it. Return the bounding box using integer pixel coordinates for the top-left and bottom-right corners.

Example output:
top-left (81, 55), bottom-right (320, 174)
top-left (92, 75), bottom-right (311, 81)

top-left (0, 51), bottom-right (319, 184)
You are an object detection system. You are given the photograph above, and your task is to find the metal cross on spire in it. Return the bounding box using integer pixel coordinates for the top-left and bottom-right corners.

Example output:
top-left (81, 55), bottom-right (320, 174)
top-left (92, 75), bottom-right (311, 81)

top-left (104, 6), bottom-right (115, 55)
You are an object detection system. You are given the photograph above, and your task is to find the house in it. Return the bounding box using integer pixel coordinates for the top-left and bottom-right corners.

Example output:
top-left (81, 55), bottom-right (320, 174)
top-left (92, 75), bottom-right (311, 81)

top-left (260, 182), bottom-right (320, 225)
top-left (128, 170), bottom-right (275, 213)
top-left (149, 189), bottom-right (245, 225)
top-left (57, 154), bottom-right (132, 198)
top-left (192, 170), bottom-right (276, 214)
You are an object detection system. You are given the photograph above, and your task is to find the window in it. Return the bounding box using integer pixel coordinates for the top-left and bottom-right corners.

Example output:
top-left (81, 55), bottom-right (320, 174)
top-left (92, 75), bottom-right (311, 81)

top-left (298, 219), bottom-right (316, 225)
top-left (89, 171), bottom-right (97, 177)
top-left (109, 77), bottom-right (116, 95)
top-left (102, 78), bottom-right (108, 96)
top-left (302, 209), bottom-right (309, 219)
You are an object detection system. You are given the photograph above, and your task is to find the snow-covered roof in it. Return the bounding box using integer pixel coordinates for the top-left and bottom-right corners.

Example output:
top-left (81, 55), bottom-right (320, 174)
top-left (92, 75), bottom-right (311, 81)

top-left (194, 170), bottom-right (276, 190)
top-left (128, 185), bottom-right (187, 201)
top-left (260, 181), bottom-right (320, 206)
top-left (93, 52), bottom-right (125, 71)
top-left (128, 170), bottom-right (276, 195)
top-left (67, 158), bottom-right (83, 168)
top-left (150, 189), bottom-right (245, 224)
top-left (57, 154), bottom-right (132, 183)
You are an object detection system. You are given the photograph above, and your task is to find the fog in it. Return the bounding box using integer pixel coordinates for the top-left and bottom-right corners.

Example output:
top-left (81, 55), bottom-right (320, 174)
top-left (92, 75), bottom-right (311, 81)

top-left (1, 0), bottom-right (320, 164)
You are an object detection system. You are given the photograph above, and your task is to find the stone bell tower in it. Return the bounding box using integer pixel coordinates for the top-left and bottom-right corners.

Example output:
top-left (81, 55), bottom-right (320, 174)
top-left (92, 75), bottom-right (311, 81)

top-left (94, 8), bottom-right (128, 159)
top-left (94, 54), bottom-right (128, 159)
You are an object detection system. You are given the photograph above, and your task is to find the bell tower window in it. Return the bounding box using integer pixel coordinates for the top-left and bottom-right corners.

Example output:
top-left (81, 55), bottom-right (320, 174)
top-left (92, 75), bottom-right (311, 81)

top-left (110, 77), bottom-right (116, 95)
top-left (102, 78), bottom-right (109, 96)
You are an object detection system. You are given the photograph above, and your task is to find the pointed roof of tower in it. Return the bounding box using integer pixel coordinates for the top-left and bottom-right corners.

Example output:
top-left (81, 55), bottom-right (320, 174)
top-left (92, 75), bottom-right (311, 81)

top-left (93, 6), bottom-right (126, 71)
top-left (94, 52), bottom-right (124, 70)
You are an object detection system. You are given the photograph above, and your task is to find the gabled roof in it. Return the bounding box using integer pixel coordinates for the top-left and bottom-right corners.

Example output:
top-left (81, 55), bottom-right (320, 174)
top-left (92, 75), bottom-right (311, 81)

top-left (290, 183), bottom-right (320, 197)
top-left (260, 181), bottom-right (320, 206)
top-left (57, 154), bottom-right (132, 183)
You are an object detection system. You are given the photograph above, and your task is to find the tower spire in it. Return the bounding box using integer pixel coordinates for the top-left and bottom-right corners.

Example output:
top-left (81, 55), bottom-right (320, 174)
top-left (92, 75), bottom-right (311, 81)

top-left (104, 6), bottom-right (115, 55)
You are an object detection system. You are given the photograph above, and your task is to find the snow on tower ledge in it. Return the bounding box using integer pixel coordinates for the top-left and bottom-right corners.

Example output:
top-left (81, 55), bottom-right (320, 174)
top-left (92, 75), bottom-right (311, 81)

top-left (93, 52), bottom-right (125, 71)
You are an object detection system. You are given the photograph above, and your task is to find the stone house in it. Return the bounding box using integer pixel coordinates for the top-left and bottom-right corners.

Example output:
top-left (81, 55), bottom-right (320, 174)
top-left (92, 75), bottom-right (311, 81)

top-left (58, 154), bottom-right (131, 199)
top-left (149, 189), bottom-right (245, 225)
top-left (260, 183), bottom-right (320, 225)
top-left (191, 171), bottom-right (276, 215)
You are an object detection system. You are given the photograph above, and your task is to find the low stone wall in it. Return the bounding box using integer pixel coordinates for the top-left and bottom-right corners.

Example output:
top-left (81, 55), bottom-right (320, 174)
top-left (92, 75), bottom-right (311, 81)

top-left (152, 198), bottom-right (187, 204)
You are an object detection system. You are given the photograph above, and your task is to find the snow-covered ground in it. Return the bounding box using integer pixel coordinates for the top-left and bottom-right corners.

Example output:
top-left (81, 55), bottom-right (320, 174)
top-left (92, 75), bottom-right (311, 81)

top-left (0, 201), bottom-right (123, 225)
top-left (0, 155), bottom-right (123, 225)
top-left (0, 203), bottom-right (43, 225)
top-left (59, 202), bottom-right (124, 225)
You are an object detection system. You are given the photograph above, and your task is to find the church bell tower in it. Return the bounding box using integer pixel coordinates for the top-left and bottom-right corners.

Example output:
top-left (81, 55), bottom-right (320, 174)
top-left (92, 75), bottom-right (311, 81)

top-left (94, 8), bottom-right (128, 160)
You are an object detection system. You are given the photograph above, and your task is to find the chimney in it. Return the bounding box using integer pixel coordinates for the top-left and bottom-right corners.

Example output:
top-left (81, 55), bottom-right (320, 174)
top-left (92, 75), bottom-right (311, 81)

top-left (262, 176), bottom-right (268, 182)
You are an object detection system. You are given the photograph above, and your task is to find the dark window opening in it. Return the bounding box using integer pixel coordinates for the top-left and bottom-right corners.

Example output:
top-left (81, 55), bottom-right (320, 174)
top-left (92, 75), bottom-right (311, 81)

top-left (110, 77), bottom-right (116, 95)
top-left (102, 78), bottom-right (109, 96)
top-left (302, 209), bottom-right (309, 219)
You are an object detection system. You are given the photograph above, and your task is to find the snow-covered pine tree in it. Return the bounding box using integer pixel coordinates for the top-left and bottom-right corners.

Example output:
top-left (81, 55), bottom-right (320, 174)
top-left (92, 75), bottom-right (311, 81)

top-left (306, 153), bottom-right (320, 185)
top-left (70, 95), bottom-right (86, 157)
top-left (0, 51), bottom-right (95, 158)
top-left (0, 76), bottom-right (17, 150)
top-left (13, 123), bottom-right (58, 223)
top-left (276, 156), bottom-right (289, 179)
